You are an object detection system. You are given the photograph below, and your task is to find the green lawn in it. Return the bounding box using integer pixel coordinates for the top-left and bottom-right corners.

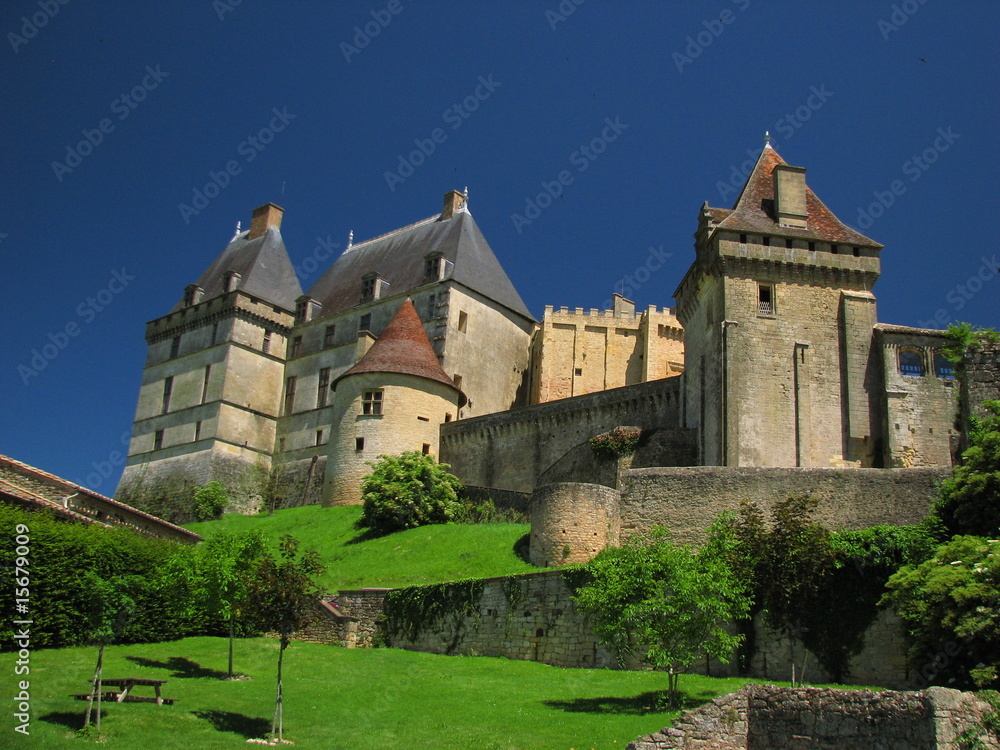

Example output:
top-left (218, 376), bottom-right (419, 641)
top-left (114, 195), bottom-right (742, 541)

top-left (13, 636), bottom-right (754, 750)
top-left (184, 505), bottom-right (541, 591)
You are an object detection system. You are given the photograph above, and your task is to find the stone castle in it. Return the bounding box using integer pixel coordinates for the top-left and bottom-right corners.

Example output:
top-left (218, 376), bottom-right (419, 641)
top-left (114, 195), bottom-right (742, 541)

top-left (117, 138), bottom-right (995, 543)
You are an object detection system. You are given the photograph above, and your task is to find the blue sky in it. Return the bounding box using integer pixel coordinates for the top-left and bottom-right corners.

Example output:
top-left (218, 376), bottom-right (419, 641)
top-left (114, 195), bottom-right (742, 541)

top-left (1, 1), bottom-right (997, 493)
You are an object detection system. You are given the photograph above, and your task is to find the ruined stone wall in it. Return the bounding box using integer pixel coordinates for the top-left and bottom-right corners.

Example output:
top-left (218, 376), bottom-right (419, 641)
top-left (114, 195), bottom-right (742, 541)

top-left (618, 466), bottom-right (948, 546)
top-left (628, 685), bottom-right (999, 750)
top-left (440, 378), bottom-right (682, 493)
top-left (963, 340), bottom-right (1000, 423)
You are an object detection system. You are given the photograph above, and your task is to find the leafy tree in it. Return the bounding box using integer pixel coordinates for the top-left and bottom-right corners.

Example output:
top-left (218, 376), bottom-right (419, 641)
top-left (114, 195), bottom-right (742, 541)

top-left (248, 535), bottom-right (325, 743)
top-left (201, 531), bottom-right (268, 678)
top-left (356, 451), bottom-right (463, 536)
top-left (192, 481), bottom-right (230, 522)
top-left (572, 528), bottom-right (749, 707)
top-left (882, 536), bottom-right (1000, 690)
top-left (934, 400), bottom-right (1000, 538)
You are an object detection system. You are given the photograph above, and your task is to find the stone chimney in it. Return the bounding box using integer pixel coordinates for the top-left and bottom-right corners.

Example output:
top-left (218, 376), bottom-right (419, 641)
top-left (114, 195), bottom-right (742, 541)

top-left (441, 189), bottom-right (468, 220)
top-left (612, 293), bottom-right (635, 317)
top-left (355, 331), bottom-right (377, 362)
top-left (248, 202), bottom-right (284, 239)
top-left (773, 165), bottom-right (807, 228)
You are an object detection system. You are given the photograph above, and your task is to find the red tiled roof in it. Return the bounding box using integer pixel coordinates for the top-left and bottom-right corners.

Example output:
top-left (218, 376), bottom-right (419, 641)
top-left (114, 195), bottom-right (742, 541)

top-left (712, 146), bottom-right (882, 248)
top-left (335, 299), bottom-right (466, 404)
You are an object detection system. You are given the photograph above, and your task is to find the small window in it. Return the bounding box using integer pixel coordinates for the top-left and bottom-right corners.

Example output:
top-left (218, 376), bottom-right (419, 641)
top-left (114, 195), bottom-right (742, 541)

top-left (262, 331), bottom-right (272, 354)
top-left (453, 374), bottom-right (463, 389)
top-left (355, 437), bottom-right (365, 451)
top-left (739, 233), bottom-right (747, 244)
top-left (417, 416), bottom-right (430, 422)
top-left (574, 368), bottom-right (582, 376)
top-left (758, 284), bottom-right (775, 316)
top-left (201, 365), bottom-right (211, 404)
top-left (284, 376), bottom-right (297, 414)
top-left (785, 238), bottom-right (793, 249)
top-left (324, 325), bottom-right (336, 348)
top-left (161, 377), bottom-right (173, 414)
top-left (316, 429), bottom-right (325, 446)
top-left (458, 310), bottom-right (468, 333)
top-left (153, 430), bottom-right (164, 451)
top-left (830, 244), bottom-right (838, 254)
top-left (317, 368), bottom-right (331, 408)
top-left (194, 421), bottom-right (202, 441)
top-left (808, 241), bottom-right (815, 251)
top-left (762, 236), bottom-right (770, 247)
top-left (295, 299), bottom-right (308, 323)
top-left (422, 443), bottom-right (431, 455)
top-left (170, 336), bottom-right (181, 359)
top-left (359, 314), bottom-right (372, 332)
top-left (290, 336), bottom-right (302, 358)
top-left (424, 253), bottom-right (442, 280)
top-left (853, 246), bottom-right (860, 257)
top-left (899, 349), bottom-right (926, 377)
top-left (444, 413), bottom-right (453, 423)
top-left (362, 389), bottom-right (383, 416)
top-left (427, 294), bottom-right (437, 319)
top-left (934, 353), bottom-right (955, 379)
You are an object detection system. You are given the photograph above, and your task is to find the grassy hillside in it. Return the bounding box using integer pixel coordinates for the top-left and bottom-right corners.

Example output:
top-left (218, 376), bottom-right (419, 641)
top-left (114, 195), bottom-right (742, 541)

top-left (18, 637), bottom-right (754, 750)
top-left (184, 505), bottom-right (540, 591)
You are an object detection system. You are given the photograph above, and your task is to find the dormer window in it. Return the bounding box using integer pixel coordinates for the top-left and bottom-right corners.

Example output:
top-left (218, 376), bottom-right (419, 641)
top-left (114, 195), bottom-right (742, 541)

top-left (361, 273), bottom-right (386, 304)
top-left (224, 271), bottom-right (242, 292)
top-left (183, 284), bottom-right (203, 307)
top-left (295, 299), bottom-right (308, 322)
top-left (424, 253), bottom-right (443, 281)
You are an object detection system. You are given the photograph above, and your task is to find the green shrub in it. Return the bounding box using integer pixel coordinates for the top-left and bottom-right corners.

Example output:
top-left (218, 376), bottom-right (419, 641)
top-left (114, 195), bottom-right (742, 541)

top-left (192, 481), bottom-right (230, 522)
top-left (934, 400), bottom-right (1000, 538)
top-left (356, 452), bottom-right (463, 536)
top-left (589, 426), bottom-right (643, 458)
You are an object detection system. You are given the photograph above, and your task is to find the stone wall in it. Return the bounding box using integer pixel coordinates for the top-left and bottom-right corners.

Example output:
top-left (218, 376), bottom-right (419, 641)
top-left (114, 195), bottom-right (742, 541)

top-left (461, 485), bottom-right (532, 517)
top-left (528, 483), bottom-right (621, 567)
top-left (440, 377), bottom-right (683, 493)
top-left (628, 684), bottom-right (999, 750)
top-left (963, 340), bottom-right (1000, 429)
top-left (375, 570), bottom-right (919, 689)
top-left (619, 466), bottom-right (948, 546)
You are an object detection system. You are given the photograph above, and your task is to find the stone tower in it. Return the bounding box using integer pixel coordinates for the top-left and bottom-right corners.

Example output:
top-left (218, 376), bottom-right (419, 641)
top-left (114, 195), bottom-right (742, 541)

top-left (674, 139), bottom-right (884, 467)
top-left (324, 298), bottom-right (465, 506)
top-left (118, 203), bottom-right (302, 512)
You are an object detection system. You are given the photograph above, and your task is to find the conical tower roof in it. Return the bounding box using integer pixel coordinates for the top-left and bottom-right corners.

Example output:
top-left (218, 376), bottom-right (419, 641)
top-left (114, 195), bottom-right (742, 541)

top-left (335, 299), bottom-right (466, 405)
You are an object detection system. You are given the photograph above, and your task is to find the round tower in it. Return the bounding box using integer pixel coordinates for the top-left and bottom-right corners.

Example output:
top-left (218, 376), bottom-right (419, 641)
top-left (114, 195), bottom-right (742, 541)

top-left (323, 299), bottom-right (465, 506)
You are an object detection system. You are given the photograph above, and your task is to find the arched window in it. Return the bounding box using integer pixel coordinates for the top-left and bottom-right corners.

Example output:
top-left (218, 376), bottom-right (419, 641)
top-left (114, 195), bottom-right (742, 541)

top-left (934, 353), bottom-right (955, 379)
top-left (899, 349), bottom-right (925, 376)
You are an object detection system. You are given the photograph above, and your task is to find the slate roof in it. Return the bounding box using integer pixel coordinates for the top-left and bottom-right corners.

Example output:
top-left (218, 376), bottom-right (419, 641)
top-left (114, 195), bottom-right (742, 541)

top-left (171, 226), bottom-right (303, 312)
top-left (305, 209), bottom-right (533, 321)
top-left (710, 145), bottom-right (882, 248)
top-left (335, 299), bottom-right (467, 405)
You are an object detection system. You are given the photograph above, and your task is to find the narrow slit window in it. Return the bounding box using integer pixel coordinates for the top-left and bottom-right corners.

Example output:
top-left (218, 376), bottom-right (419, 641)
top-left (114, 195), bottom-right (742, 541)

top-left (317, 368), bottom-right (331, 408)
top-left (154, 430), bottom-right (164, 451)
top-left (284, 376), bottom-right (297, 414)
top-left (290, 336), bottom-right (302, 358)
top-left (161, 377), bottom-right (173, 414)
top-left (324, 325), bottom-right (336, 348)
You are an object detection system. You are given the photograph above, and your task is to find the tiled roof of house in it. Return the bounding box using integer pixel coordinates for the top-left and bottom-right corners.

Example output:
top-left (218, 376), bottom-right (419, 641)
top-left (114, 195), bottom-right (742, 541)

top-left (335, 299), bottom-right (466, 404)
top-left (171, 226), bottom-right (303, 313)
top-left (305, 209), bottom-right (533, 321)
top-left (0, 453), bottom-right (203, 543)
top-left (710, 145), bottom-right (883, 248)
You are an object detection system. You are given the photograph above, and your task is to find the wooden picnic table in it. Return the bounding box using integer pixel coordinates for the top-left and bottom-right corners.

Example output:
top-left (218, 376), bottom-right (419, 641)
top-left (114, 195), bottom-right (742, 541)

top-left (73, 678), bottom-right (176, 706)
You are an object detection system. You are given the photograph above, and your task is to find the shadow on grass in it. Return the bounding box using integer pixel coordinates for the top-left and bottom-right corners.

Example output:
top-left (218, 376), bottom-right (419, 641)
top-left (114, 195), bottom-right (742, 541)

top-left (544, 690), bottom-right (705, 715)
top-left (39, 709), bottom-right (104, 729)
top-left (192, 709), bottom-right (272, 739)
top-left (124, 655), bottom-right (229, 679)
top-left (513, 532), bottom-right (530, 562)
top-left (345, 526), bottom-right (387, 545)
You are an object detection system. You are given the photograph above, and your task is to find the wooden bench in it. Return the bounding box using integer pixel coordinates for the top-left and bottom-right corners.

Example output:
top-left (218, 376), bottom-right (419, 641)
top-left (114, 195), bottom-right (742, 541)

top-left (73, 678), bottom-right (176, 706)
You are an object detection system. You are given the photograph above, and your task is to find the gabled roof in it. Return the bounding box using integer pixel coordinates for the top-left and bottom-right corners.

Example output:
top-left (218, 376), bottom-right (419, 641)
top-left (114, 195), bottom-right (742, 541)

top-left (335, 299), bottom-right (466, 404)
top-left (171, 226), bottom-right (303, 313)
top-left (305, 210), bottom-right (533, 321)
top-left (711, 145), bottom-right (882, 248)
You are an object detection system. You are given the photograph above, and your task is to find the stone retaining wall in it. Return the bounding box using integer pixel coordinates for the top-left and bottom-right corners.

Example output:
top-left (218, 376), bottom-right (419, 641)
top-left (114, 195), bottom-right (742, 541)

top-left (628, 684), bottom-right (999, 750)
